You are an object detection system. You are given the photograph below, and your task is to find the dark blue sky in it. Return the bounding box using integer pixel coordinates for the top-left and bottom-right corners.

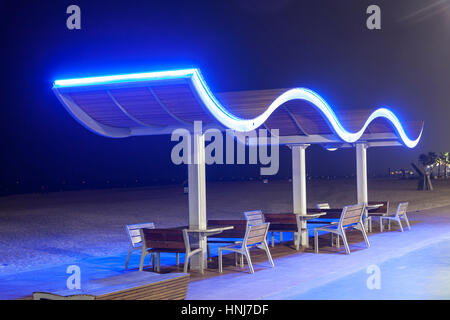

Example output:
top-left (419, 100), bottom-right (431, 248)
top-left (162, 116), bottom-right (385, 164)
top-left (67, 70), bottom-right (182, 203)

top-left (0, 0), bottom-right (448, 193)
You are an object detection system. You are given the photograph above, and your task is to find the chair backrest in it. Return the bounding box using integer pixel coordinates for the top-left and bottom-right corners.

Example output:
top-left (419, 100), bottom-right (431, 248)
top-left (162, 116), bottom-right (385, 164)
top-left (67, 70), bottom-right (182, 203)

top-left (395, 202), bottom-right (409, 217)
top-left (140, 228), bottom-right (186, 252)
top-left (244, 223), bottom-right (270, 246)
top-left (317, 203), bottom-right (331, 210)
top-left (244, 210), bottom-right (265, 226)
top-left (339, 203), bottom-right (365, 227)
top-left (368, 201), bottom-right (389, 214)
top-left (126, 222), bottom-right (155, 248)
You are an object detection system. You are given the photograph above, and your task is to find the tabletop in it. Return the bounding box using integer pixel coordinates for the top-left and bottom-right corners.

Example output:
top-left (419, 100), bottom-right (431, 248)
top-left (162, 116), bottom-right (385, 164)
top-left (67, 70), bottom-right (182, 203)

top-left (185, 226), bottom-right (234, 233)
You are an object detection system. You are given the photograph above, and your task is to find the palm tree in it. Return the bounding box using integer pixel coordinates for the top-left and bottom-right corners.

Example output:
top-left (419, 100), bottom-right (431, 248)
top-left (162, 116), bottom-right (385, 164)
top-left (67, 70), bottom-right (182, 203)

top-left (417, 152), bottom-right (437, 190)
top-left (441, 152), bottom-right (449, 178)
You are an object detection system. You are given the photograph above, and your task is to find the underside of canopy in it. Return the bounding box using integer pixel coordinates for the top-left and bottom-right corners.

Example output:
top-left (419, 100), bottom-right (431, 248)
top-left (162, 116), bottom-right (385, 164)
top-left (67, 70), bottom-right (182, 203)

top-left (53, 68), bottom-right (423, 148)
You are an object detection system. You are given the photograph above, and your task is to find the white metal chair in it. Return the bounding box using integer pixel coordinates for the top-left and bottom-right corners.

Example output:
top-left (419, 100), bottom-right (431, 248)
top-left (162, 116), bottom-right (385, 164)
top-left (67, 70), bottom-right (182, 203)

top-left (314, 203), bottom-right (370, 254)
top-left (219, 222), bottom-right (274, 274)
top-left (139, 228), bottom-right (205, 274)
top-left (380, 202), bottom-right (411, 232)
top-left (125, 222), bottom-right (155, 270)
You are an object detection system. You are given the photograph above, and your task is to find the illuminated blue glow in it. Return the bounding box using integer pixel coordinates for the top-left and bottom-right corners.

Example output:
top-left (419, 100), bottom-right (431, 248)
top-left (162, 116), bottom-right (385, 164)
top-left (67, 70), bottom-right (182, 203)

top-left (53, 69), bottom-right (197, 87)
top-left (53, 68), bottom-right (422, 148)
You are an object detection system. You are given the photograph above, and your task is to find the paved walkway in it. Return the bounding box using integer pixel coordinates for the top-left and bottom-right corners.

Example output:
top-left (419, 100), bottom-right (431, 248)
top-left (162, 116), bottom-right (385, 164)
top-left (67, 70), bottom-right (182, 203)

top-left (187, 206), bottom-right (450, 300)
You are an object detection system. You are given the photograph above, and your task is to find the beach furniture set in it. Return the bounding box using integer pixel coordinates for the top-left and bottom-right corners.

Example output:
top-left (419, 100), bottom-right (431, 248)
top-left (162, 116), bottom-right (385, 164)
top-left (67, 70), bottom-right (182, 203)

top-left (123, 201), bottom-right (411, 275)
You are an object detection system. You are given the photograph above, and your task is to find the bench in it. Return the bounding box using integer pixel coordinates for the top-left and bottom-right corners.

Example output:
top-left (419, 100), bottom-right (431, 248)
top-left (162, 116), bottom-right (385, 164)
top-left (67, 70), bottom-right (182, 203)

top-left (206, 220), bottom-right (247, 242)
top-left (263, 213), bottom-right (300, 248)
top-left (140, 228), bottom-right (205, 274)
top-left (206, 220), bottom-right (247, 262)
top-left (32, 271), bottom-right (189, 300)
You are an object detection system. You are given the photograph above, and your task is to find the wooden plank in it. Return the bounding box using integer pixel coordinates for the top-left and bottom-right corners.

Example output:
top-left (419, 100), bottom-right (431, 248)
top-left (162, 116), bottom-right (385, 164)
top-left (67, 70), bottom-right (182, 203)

top-left (42, 272), bottom-right (189, 300)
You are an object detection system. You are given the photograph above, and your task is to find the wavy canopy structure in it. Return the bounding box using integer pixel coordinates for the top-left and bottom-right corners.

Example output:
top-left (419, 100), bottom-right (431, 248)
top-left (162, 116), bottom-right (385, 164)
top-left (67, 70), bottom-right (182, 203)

top-left (53, 68), bottom-right (423, 148)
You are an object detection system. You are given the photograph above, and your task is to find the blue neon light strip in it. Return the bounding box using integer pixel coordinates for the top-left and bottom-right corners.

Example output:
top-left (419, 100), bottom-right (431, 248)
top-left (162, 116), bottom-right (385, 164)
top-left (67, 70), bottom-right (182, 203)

top-left (53, 69), bottom-right (197, 87)
top-left (53, 68), bottom-right (422, 148)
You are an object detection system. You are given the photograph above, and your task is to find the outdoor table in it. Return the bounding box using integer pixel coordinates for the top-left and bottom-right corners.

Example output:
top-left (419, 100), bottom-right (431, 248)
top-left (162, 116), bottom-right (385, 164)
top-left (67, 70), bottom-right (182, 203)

top-left (184, 226), bottom-right (234, 271)
top-left (296, 212), bottom-right (327, 248)
top-left (269, 212), bottom-right (327, 248)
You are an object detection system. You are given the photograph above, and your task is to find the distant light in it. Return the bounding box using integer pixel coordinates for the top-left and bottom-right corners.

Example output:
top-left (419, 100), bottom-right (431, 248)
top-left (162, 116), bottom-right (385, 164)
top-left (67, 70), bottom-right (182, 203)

top-left (326, 147), bottom-right (338, 151)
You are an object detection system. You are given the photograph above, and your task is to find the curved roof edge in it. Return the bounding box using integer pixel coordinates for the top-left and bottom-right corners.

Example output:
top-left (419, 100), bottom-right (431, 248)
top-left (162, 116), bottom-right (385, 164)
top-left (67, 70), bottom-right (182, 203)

top-left (53, 68), bottom-right (423, 148)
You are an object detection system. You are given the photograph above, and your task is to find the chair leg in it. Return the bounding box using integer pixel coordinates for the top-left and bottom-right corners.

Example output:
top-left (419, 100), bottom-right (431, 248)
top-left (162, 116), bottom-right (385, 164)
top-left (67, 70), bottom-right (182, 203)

top-left (403, 214), bottom-right (411, 230)
top-left (280, 232), bottom-right (283, 243)
top-left (183, 252), bottom-right (190, 273)
top-left (139, 249), bottom-right (147, 272)
top-left (244, 248), bottom-right (254, 274)
top-left (340, 230), bottom-right (350, 254)
top-left (125, 244), bottom-right (132, 270)
top-left (207, 244), bottom-right (212, 262)
top-left (157, 252), bottom-right (161, 273)
top-left (176, 253), bottom-right (180, 266)
top-left (271, 232), bottom-right (274, 248)
top-left (295, 231), bottom-right (300, 251)
top-left (380, 217), bottom-right (384, 232)
top-left (218, 249), bottom-right (223, 273)
top-left (151, 252), bottom-right (155, 271)
top-left (314, 229), bottom-right (319, 253)
top-left (369, 217), bottom-right (373, 233)
top-left (336, 234), bottom-right (340, 248)
top-left (263, 241), bottom-right (274, 267)
top-left (331, 233), bottom-right (334, 247)
top-left (360, 222), bottom-right (370, 248)
top-left (397, 217), bottom-right (404, 232)
top-left (240, 254), bottom-right (244, 267)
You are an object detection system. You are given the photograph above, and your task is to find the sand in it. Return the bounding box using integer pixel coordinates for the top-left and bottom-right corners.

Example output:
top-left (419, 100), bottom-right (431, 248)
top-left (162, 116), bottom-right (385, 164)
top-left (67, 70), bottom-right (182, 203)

top-left (0, 178), bottom-right (449, 276)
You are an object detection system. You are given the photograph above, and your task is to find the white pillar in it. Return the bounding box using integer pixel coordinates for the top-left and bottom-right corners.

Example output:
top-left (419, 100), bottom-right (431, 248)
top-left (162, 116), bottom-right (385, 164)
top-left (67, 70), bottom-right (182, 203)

top-left (356, 142), bottom-right (369, 231)
top-left (356, 143), bottom-right (368, 204)
top-left (188, 129), bottom-right (207, 270)
top-left (292, 144), bottom-right (309, 247)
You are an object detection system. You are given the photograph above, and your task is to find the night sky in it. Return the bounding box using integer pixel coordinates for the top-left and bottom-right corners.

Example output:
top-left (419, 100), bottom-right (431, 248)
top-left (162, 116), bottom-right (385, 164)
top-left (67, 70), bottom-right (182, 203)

top-left (0, 0), bottom-right (449, 195)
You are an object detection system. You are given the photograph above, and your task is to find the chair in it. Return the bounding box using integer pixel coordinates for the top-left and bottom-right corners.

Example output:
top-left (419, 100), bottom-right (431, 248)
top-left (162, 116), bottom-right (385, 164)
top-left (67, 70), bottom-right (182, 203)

top-left (218, 222), bottom-right (274, 274)
top-left (314, 203), bottom-right (370, 254)
top-left (125, 222), bottom-right (155, 270)
top-left (316, 203), bottom-right (331, 210)
top-left (380, 202), bottom-right (411, 232)
top-left (139, 228), bottom-right (205, 274)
